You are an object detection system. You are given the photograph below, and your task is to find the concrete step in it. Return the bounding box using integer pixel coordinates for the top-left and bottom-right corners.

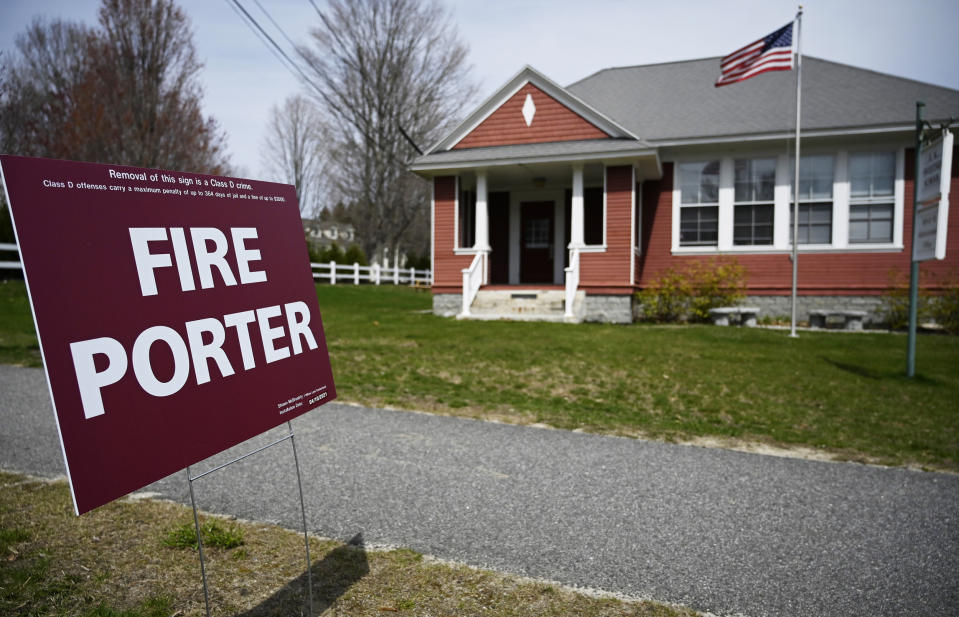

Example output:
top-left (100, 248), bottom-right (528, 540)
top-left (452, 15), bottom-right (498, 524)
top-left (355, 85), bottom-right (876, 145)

top-left (462, 289), bottom-right (586, 323)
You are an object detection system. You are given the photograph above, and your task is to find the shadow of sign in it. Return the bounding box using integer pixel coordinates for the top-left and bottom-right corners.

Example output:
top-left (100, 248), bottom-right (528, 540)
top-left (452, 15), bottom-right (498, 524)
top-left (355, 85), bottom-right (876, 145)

top-left (238, 532), bottom-right (370, 616)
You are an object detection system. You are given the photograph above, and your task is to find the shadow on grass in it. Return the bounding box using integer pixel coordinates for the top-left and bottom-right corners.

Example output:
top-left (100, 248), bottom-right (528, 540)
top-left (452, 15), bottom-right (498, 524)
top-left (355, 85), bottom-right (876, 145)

top-left (821, 357), bottom-right (942, 386)
top-left (238, 532), bottom-right (370, 617)
top-left (822, 357), bottom-right (884, 380)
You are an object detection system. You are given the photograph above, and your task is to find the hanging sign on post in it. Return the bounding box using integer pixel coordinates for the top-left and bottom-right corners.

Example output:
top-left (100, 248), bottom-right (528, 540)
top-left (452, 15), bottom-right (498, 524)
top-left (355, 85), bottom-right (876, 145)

top-left (913, 130), bottom-right (953, 262)
top-left (0, 155), bottom-right (337, 514)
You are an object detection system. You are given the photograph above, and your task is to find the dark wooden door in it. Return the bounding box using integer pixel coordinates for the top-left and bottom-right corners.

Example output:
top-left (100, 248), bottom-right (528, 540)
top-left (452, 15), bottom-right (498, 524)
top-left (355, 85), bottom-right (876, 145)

top-left (520, 201), bottom-right (554, 283)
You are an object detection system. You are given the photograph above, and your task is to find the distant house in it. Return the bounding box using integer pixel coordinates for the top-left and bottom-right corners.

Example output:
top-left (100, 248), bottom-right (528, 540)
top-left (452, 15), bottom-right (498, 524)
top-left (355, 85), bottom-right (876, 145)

top-left (302, 219), bottom-right (355, 251)
top-left (410, 58), bottom-right (959, 323)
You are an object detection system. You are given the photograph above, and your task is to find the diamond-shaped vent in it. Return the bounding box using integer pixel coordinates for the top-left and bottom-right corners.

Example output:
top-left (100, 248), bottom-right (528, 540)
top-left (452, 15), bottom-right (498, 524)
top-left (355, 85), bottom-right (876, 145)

top-left (522, 93), bottom-right (536, 127)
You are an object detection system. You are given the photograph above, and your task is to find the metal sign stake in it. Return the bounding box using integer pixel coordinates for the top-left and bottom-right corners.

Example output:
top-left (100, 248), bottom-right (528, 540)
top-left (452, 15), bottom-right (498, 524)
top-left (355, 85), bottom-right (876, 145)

top-left (185, 421), bottom-right (315, 616)
top-left (186, 465), bottom-right (212, 617)
top-left (289, 420), bottom-right (315, 614)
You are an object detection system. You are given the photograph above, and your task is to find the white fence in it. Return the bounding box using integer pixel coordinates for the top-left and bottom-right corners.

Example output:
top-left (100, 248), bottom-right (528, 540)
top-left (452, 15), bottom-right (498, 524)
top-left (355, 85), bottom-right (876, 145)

top-left (0, 243), bottom-right (20, 270)
top-left (0, 243), bottom-right (431, 287)
top-left (312, 261), bottom-right (430, 286)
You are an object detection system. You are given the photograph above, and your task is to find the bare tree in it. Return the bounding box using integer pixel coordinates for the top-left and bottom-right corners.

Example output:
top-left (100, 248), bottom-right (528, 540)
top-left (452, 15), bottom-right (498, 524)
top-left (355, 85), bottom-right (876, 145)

top-left (261, 95), bottom-right (330, 218)
top-left (0, 0), bottom-right (230, 174)
top-left (297, 0), bottom-right (474, 263)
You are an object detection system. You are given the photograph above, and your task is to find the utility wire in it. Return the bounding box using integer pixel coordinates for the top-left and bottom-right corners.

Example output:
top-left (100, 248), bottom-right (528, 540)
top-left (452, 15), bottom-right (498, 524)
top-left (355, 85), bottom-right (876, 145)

top-left (227, 0), bottom-right (425, 159)
top-left (224, 0), bottom-right (295, 77)
top-left (251, 0), bottom-right (301, 51)
top-left (227, 0), bottom-right (326, 98)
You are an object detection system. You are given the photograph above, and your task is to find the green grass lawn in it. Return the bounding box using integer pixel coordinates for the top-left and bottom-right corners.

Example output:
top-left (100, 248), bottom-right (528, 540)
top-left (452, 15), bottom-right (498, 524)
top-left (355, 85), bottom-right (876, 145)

top-left (2, 279), bottom-right (958, 470)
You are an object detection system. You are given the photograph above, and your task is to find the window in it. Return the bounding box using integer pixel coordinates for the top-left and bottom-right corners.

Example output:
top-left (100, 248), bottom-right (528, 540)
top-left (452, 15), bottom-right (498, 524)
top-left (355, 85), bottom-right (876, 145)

top-left (564, 186), bottom-right (604, 248)
top-left (790, 203), bottom-right (832, 244)
top-left (849, 152), bottom-right (894, 243)
top-left (790, 154), bottom-right (834, 245)
top-left (850, 204), bottom-right (893, 244)
top-left (458, 189), bottom-right (475, 248)
top-left (584, 187), bottom-right (603, 245)
top-left (733, 158), bottom-right (775, 245)
top-left (679, 161), bottom-right (719, 246)
top-left (525, 218), bottom-right (550, 248)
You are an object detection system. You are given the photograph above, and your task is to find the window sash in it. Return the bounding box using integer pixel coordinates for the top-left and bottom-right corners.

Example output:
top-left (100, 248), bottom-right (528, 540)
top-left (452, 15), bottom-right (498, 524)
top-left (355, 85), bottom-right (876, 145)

top-left (849, 203), bottom-right (893, 244)
top-left (734, 203), bottom-right (774, 245)
top-left (679, 161), bottom-right (720, 205)
top-left (680, 205), bottom-right (718, 246)
top-left (850, 152), bottom-right (895, 199)
top-left (458, 189), bottom-right (475, 248)
top-left (790, 154), bottom-right (835, 201)
top-left (734, 158), bottom-right (776, 203)
top-left (789, 203), bottom-right (832, 245)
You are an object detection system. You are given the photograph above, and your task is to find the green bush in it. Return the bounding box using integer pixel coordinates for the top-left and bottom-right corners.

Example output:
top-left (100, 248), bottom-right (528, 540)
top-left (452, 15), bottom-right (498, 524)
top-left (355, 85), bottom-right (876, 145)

top-left (879, 269), bottom-right (930, 330)
top-left (637, 259), bottom-right (746, 323)
top-left (343, 243), bottom-right (368, 266)
top-left (310, 242), bottom-right (368, 266)
top-left (930, 282), bottom-right (959, 334)
top-left (405, 251), bottom-right (431, 271)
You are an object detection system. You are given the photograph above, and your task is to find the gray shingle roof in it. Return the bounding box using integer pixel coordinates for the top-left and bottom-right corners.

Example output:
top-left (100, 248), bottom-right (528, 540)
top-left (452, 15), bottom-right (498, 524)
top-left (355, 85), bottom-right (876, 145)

top-left (567, 57), bottom-right (959, 142)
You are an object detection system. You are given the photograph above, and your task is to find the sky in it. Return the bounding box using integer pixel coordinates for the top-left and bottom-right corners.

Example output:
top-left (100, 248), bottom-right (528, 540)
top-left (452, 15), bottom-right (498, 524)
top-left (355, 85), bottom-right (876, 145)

top-left (2, 0), bottom-right (958, 179)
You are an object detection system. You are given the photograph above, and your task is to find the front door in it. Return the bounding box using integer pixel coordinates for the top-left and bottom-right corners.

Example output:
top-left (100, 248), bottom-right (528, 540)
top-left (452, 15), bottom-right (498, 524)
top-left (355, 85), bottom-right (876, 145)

top-left (520, 201), bottom-right (554, 284)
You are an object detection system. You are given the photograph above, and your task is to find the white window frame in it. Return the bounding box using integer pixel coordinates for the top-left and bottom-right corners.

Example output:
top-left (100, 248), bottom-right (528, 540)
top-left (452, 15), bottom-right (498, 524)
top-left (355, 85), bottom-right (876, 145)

top-left (790, 153), bottom-right (837, 249)
top-left (453, 175), bottom-right (481, 255)
top-left (844, 148), bottom-right (903, 249)
top-left (674, 159), bottom-right (721, 250)
top-left (579, 179), bottom-right (607, 252)
top-left (671, 146), bottom-right (905, 255)
top-left (732, 157), bottom-right (777, 247)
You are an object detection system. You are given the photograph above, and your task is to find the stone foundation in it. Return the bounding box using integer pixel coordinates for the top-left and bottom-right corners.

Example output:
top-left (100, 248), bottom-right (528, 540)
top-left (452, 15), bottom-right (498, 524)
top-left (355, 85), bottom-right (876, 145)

top-left (744, 295), bottom-right (886, 326)
top-left (584, 294), bottom-right (633, 324)
top-left (432, 293), bottom-right (461, 317)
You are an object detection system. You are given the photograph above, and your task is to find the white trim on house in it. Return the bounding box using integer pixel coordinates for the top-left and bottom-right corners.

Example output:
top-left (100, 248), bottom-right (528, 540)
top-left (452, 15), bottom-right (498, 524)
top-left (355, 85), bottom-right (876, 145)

top-left (669, 144), bottom-right (906, 256)
top-left (427, 66), bottom-right (641, 154)
top-left (601, 165), bottom-right (609, 249)
top-left (634, 175), bottom-right (644, 258)
top-left (430, 178), bottom-right (435, 285)
top-left (508, 187), bottom-right (566, 284)
top-left (410, 146), bottom-right (659, 174)
top-left (652, 125), bottom-right (921, 149)
top-left (630, 165), bottom-right (636, 286)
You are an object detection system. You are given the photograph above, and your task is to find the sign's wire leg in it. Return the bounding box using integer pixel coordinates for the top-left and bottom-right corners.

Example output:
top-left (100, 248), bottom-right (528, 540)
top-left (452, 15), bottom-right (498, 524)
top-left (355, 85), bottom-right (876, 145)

top-left (187, 466), bottom-right (212, 617)
top-left (289, 421), bottom-right (315, 616)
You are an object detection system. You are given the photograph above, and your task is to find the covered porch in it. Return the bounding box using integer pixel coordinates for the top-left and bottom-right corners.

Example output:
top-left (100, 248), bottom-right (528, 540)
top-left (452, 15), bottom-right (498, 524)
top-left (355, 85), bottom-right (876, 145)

top-left (414, 142), bottom-right (661, 322)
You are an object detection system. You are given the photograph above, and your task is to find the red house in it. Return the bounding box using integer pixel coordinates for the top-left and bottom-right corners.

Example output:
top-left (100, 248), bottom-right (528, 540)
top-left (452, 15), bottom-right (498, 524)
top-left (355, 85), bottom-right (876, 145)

top-left (410, 59), bottom-right (959, 323)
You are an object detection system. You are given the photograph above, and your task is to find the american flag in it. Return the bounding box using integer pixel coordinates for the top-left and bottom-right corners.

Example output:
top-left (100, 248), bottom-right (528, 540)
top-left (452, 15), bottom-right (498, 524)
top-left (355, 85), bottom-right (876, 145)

top-left (715, 22), bottom-right (794, 87)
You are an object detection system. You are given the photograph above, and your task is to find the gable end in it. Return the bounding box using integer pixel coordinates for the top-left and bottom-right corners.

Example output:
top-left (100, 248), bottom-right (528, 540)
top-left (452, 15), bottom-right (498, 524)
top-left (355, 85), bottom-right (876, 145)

top-left (453, 82), bottom-right (611, 150)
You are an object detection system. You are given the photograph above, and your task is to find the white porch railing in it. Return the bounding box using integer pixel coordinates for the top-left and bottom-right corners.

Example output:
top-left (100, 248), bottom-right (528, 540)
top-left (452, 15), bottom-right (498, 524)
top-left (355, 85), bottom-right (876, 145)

top-left (564, 248), bottom-right (580, 318)
top-left (460, 252), bottom-right (486, 316)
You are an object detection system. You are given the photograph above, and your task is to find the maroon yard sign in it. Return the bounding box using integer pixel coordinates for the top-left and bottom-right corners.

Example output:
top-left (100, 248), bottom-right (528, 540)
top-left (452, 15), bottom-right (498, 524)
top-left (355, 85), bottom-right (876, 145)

top-left (0, 155), bottom-right (336, 514)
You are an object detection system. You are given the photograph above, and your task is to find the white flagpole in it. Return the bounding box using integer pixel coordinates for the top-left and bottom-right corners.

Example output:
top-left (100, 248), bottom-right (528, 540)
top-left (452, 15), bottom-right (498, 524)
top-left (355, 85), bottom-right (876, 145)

top-left (789, 6), bottom-right (803, 338)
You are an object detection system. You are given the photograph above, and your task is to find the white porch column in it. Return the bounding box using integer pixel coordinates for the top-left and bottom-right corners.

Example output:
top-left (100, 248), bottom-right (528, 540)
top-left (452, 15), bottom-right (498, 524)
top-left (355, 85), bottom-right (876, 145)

top-left (474, 170), bottom-right (490, 251)
top-left (569, 164), bottom-right (585, 248)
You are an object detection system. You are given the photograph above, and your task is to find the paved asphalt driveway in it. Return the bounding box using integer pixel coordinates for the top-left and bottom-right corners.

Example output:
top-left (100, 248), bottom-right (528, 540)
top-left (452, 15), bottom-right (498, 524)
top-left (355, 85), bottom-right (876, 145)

top-left (1, 363), bottom-right (957, 617)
